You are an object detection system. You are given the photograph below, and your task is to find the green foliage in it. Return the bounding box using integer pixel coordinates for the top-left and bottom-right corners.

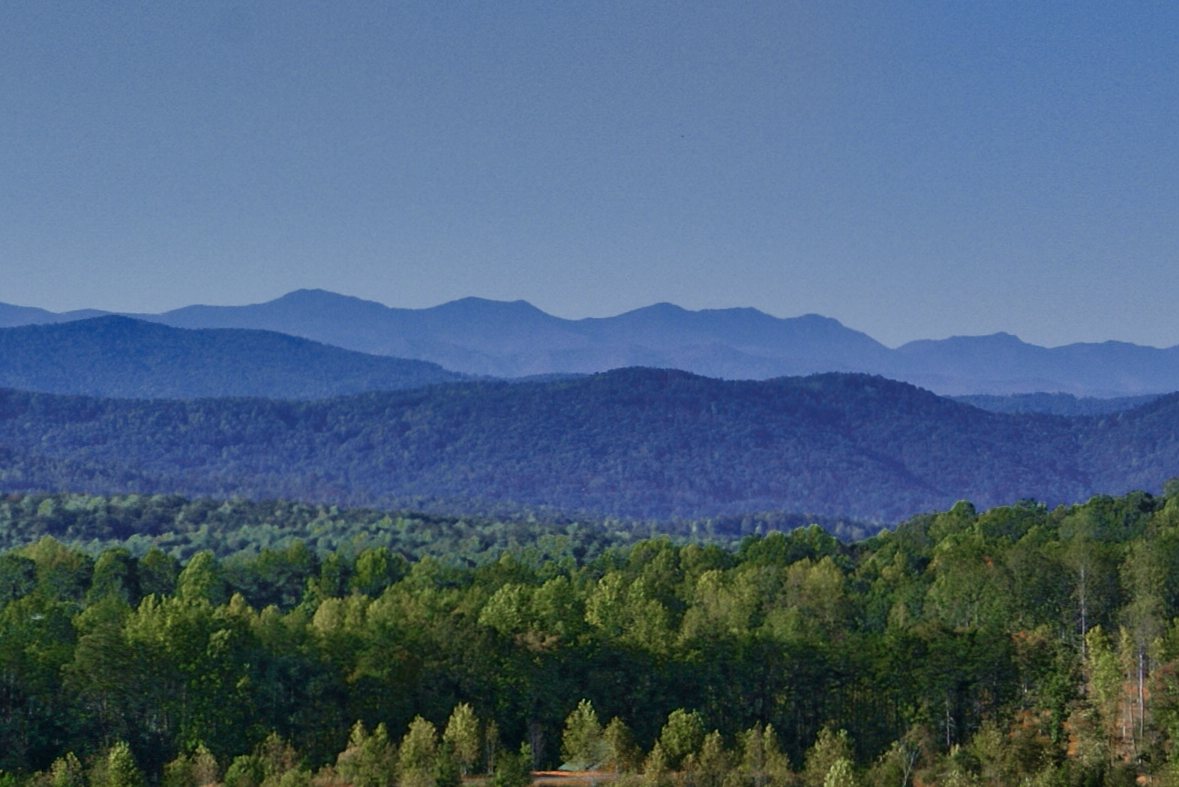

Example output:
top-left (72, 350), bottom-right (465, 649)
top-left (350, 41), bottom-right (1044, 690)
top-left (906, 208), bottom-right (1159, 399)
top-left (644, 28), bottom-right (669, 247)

top-left (659, 709), bottom-right (706, 769)
top-left (739, 723), bottom-right (790, 787)
top-left (9, 489), bottom-right (1179, 785)
top-left (822, 758), bottom-right (859, 787)
top-left (335, 722), bottom-right (395, 787)
top-left (602, 717), bottom-right (639, 774)
top-left (561, 699), bottom-right (605, 768)
top-left (442, 703), bottom-right (481, 776)
top-left (685, 731), bottom-right (730, 787)
top-left (47, 753), bottom-right (85, 787)
top-left (803, 728), bottom-right (854, 787)
top-left (162, 745), bottom-right (220, 787)
top-left (641, 743), bottom-right (672, 787)
top-left (100, 742), bottom-right (145, 787)
top-left (491, 744), bottom-right (531, 787)
top-left (176, 551), bottom-right (226, 604)
top-left (398, 717), bottom-right (439, 787)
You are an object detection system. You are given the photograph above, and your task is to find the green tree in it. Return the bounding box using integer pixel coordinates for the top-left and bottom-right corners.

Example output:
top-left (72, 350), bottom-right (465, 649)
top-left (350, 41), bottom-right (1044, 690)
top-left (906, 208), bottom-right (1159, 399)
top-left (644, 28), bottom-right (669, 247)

top-left (641, 742), bottom-right (672, 787)
top-left (686, 731), bottom-right (730, 787)
top-left (823, 758), bottom-right (859, 787)
top-left (442, 703), bottom-right (482, 776)
top-left (740, 723), bottom-right (790, 787)
top-left (100, 742), bottom-right (145, 787)
top-left (176, 551), bottom-right (227, 605)
top-left (491, 743), bottom-right (532, 787)
top-left (803, 728), bottom-right (854, 787)
top-left (864, 739), bottom-right (919, 787)
top-left (351, 547), bottom-right (407, 597)
top-left (139, 547), bottom-right (179, 598)
top-left (336, 722), bottom-right (395, 787)
top-left (399, 716), bottom-right (440, 787)
top-left (659, 708), bottom-right (706, 769)
top-left (47, 753), bottom-right (85, 787)
top-left (88, 548), bottom-right (140, 605)
top-left (162, 745), bottom-right (220, 787)
top-left (602, 717), bottom-right (639, 773)
top-left (0, 554), bottom-right (36, 604)
top-left (562, 699), bottom-right (606, 768)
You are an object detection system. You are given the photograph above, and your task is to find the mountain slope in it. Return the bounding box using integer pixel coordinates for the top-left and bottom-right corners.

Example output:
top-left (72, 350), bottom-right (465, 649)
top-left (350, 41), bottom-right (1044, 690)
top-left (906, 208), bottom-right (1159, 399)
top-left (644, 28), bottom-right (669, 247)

top-left (0, 316), bottom-right (466, 399)
top-left (3, 369), bottom-right (1172, 521)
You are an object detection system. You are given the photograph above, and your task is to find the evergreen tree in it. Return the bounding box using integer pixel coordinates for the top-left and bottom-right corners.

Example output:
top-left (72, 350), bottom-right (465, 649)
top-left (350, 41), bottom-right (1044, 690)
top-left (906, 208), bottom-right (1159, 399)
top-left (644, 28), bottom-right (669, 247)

top-left (659, 708), bottom-right (706, 769)
top-left (101, 742), bottom-right (145, 787)
top-left (399, 717), bottom-right (440, 787)
top-left (561, 699), bottom-right (605, 768)
top-left (443, 703), bottom-right (482, 776)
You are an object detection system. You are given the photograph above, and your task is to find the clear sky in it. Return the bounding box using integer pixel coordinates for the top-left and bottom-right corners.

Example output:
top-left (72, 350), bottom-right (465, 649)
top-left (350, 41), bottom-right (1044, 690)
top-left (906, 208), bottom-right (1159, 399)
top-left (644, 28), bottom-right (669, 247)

top-left (3, 2), bottom-right (1177, 348)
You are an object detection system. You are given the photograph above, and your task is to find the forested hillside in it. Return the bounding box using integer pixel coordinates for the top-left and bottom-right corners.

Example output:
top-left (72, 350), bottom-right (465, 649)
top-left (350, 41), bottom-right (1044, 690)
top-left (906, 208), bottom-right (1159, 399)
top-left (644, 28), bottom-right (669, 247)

top-left (0, 492), bottom-right (872, 561)
top-left (3, 490), bottom-right (1179, 785)
top-left (2, 370), bottom-right (1177, 521)
top-left (0, 317), bottom-right (465, 399)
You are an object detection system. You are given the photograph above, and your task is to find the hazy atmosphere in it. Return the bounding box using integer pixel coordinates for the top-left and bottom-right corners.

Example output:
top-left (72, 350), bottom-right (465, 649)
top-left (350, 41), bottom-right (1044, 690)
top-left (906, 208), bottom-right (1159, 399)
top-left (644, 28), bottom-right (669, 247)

top-left (4, 1), bottom-right (1178, 347)
top-left (10, 5), bottom-right (1179, 784)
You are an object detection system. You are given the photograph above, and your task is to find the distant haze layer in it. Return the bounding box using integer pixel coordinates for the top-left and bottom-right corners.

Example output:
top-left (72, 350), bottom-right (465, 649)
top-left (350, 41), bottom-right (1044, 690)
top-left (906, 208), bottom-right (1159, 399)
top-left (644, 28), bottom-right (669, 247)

top-left (3, 290), bottom-right (1179, 397)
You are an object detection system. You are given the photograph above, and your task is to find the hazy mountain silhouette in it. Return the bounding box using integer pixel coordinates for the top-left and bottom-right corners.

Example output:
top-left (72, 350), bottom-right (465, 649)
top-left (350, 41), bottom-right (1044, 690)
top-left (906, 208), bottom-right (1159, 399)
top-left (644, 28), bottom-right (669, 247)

top-left (5, 290), bottom-right (1179, 396)
top-left (0, 302), bottom-right (107, 327)
top-left (0, 316), bottom-right (465, 399)
top-left (953, 392), bottom-right (1160, 416)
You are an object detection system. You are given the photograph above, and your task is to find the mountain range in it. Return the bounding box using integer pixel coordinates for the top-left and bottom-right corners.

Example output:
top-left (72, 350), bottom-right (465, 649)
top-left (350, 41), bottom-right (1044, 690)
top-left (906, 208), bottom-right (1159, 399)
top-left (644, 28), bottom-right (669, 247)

top-left (3, 289), bottom-right (1176, 396)
top-left (2, 369), bottom-right (1176, 522)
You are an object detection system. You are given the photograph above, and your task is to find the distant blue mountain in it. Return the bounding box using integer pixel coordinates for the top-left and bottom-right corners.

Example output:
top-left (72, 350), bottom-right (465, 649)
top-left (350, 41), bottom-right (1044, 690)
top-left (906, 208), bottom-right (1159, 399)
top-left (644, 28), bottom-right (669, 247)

top-left (0, 368), bottom-right (1175, 521)
top-left (953, 392), bottom-right (1161, 416)
top-left (0, 302), bottom-right (107, 328)
top-left (4, 289), bottom-right (1179, 396)
top-left (141, 289), bottom-right (893, 378)
top-left (0, 316), bottom-right (465, 399)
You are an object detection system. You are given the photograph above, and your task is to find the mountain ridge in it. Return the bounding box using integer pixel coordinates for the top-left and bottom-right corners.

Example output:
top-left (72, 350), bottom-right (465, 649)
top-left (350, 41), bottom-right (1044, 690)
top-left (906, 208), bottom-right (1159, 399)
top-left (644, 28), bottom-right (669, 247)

top-left (1, 368), bottom-right (1175, 522)
top-left (4, 290), bottom-right (1179, 395)
top-left (0, 315), bottom-right (466, 399)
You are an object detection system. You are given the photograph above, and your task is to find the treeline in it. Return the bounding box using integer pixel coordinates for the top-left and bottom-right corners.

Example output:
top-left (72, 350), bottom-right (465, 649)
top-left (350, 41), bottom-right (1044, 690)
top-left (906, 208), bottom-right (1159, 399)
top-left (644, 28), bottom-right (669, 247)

top-left (0, 492), bottom-right (875, 561)
top-left (7, 490), bottom-right (1179, 784)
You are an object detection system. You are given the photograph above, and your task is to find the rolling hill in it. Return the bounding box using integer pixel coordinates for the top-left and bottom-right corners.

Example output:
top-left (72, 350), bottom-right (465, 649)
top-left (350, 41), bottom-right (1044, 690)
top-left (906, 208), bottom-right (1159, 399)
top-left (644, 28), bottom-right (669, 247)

top-left (0, 316), bottom-right (466, 399)
top-left (1, 369), bottom-right (1175, 521)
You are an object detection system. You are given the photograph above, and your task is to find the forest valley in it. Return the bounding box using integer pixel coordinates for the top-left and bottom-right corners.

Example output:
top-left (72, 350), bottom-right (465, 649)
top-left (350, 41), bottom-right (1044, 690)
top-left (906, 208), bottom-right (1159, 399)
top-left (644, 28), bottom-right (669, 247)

top-left (6, 490), bottom-right (1179, 785)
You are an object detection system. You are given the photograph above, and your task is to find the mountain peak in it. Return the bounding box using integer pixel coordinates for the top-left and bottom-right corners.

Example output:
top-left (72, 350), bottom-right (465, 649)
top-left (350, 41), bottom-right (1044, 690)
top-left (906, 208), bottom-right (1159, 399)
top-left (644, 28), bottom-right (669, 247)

top-left (273, 289), bottom-right (385, 308)
top-left (430, 297), bottom-right (549, 318)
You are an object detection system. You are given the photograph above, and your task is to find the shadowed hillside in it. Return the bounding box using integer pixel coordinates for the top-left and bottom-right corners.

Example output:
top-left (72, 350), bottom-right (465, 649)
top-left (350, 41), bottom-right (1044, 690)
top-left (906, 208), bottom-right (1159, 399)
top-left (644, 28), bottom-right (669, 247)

top-left (3, 369), bottom-right (1175, 521)
top-left (0, 316), bottom-right (466, 399)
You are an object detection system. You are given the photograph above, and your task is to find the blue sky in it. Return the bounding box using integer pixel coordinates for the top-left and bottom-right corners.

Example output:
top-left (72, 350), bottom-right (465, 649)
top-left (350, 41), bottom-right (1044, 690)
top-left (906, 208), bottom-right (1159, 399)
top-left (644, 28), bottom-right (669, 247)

top-left (3, 2), bottom-right (1177, 348)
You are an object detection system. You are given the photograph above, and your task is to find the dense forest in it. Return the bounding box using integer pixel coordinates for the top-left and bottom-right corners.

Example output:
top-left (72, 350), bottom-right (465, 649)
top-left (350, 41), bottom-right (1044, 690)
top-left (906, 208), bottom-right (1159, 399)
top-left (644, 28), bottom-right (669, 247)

top-left (4, 370), bottom-right (1179, 521)
top-left (5, 489), bottom-right (1179, 784)
top-left (0, 493), bottom-right (874, 560)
